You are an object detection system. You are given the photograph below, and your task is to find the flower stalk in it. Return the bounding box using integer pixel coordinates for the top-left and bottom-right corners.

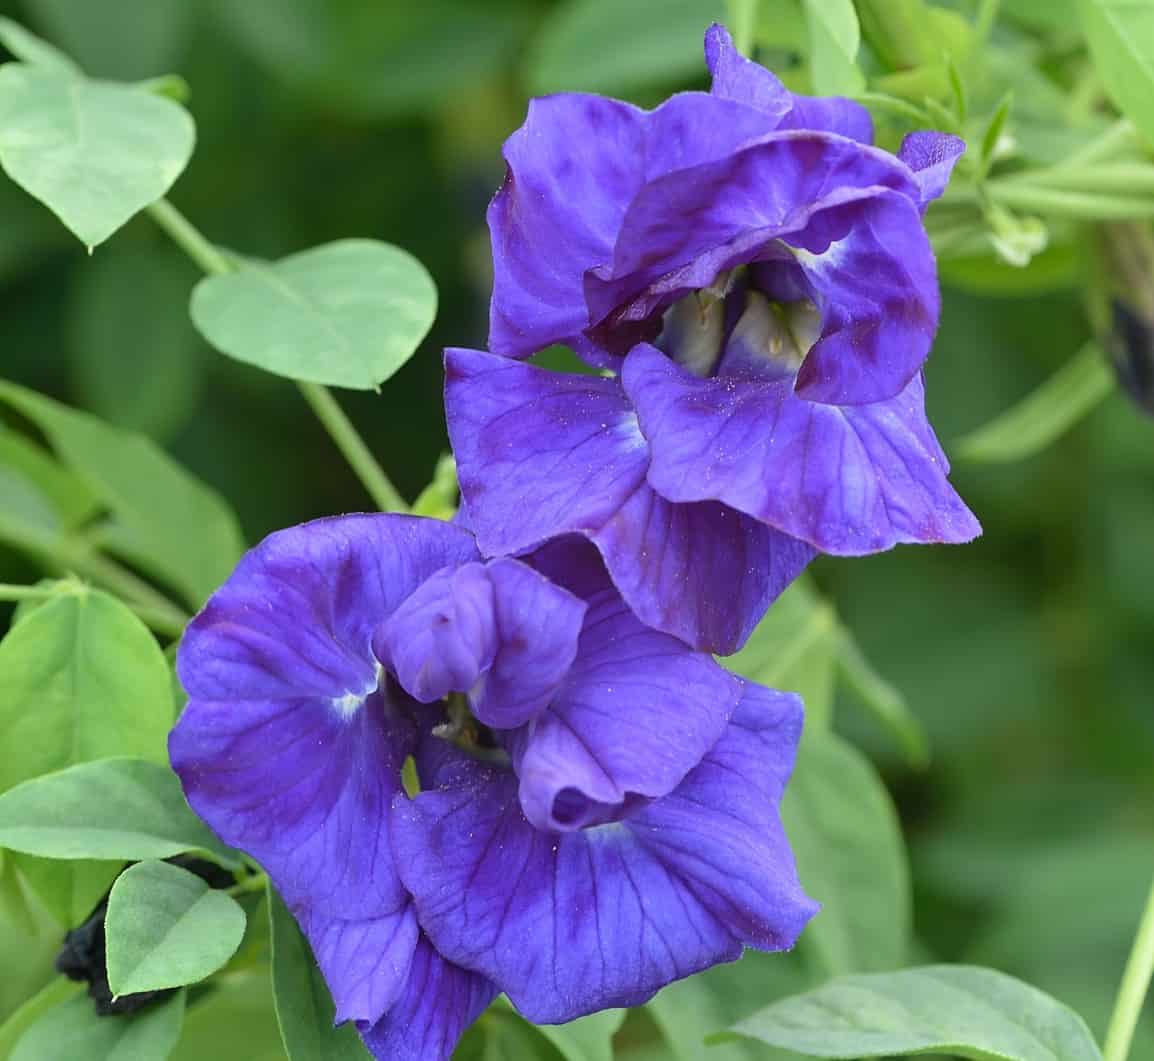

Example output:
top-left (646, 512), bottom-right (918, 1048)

top-left (1103, 873), bottom-right (1154, 1061)
top-left (146, 199), bottom-right (408, 513)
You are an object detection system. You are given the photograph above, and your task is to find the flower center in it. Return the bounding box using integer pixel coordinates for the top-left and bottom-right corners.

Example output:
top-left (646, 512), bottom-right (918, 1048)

top-left (654, 268), bottom-right (821, 379)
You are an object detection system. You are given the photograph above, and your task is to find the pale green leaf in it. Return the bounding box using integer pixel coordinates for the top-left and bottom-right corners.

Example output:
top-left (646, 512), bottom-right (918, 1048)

top-left (0, 587), bottom-right (172, 793)
top-left (11, 988), bottom-right (185, 1061)
top-left (538, 1008), bottom-right (626, 1061)
top-left (0, 424), bottom-right (100, 529)
top-left (0, 16), bottom-right (80, 74)
top-left (801, 0), bottom-right (864, 96)
top-left (190, 238), bottom-right (436, 391)
top-left (0, 978), bottom-right (82, 1060)
top-left (105, 860), bottom-right (246, 995)
top-left (0, 64), bottom-right (194, 247)
top-left (0, 380), bottom-right (244, 607)
top-left (721, 965), bottom-right (1103, 1061)
top-left (783, 732), bottom-right (910, 974)
top-left (956, 342), bottom-right (1115, 462)
top-left (1079, 0), bottom-right (1154, 148)
top-left (12, 853), bottom-right (121, 927)
top-left (726, 579), bottom-right (839, 729)
top-left (170, 969), bottom-right (286, 1061)
top-left (268, 885), bottom-right (370, 1060)
top-left (0, 757), bottom-right (238, 866)
top-left (527, 0), bottom-right (725, 95)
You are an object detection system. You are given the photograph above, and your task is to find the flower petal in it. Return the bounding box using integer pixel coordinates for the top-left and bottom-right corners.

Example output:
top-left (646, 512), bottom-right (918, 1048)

top-left (511, 587), bottom-right (742, 832)
top-left (171, 515), bottom-right (478, 1023)
top-left (705, 23), bottom-right (872, 142)
top-left (299, 905), bottom-right (420, 1026)
top-left (359, 935), bottom-right (497, 1061)
top-left (446, 347), bottom-right (813, 653)
top-left (393, 684), bottom-right (816, 1024)
top-left (898, 130), bottom-right (966, 209)
top-left (378, 555), bottom-right (587, 728)
top-left (488, 90), bottom-right (817, 361)
top-left (585, 136), bottom-right (918, 341)
top-left (624, 343), bottom-right (981, 554)
top-left (788, 188), bottom-right (941, 405)
top-left (177, 515), bottom-right (479, 704)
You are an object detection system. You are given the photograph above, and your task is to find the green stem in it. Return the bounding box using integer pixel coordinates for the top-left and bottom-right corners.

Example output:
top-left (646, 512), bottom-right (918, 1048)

top-left (147, 199), bottom-right (406, 513)
top-left (60, 547), bottom-right (191, 637)
top-left (987, 183), bottom-right (1154, 220)
top-left (298, 382), bottom-right (407, 512)
top-left (1104, 874), bottom-right (1154, 1061)
top-left (146, 199), bottom-right (233, 276)
top-left (0, 582), bottom-right (57, 602)
top-left (1060, 121), bottom-right (1142, 169)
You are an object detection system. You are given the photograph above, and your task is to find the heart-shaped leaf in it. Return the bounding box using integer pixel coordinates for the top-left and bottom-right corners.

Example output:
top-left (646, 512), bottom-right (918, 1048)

top-left (0, 758), bottom-right (238, 866)
top-left (105, 860), bottom-right (247, 995)
top-left (0, 64), bottom-right (193, 247)
top-left (190, 238), bottom-right (437, 390)
top-left (718, 964), bottom-right (1103, 1061)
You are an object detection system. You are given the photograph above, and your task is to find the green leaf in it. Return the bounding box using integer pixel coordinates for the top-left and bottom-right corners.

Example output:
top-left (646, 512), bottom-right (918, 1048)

top-left (783, 732), bottom-right (910, 975)
top-left (720, 965), bottom-right (1103, 1061)
top-left (12, 853), bottom-right (121, 927)
top-left (527, 0), bottom-right (725, 95)
top-left (0, 757), bottom-right (238, 866)
top-left (801, 0), bottom-right (864, 96)
top-left (537, 1008), bottom-right (626, 1061)
top-left (411, 452), bottom-right (458, 520)
top-left (0, 978), bottom-right (80, 1059)
top-left (170, 969), bottom-right (286, 1061)
top-left (190, 238), bottom-right (437, 391)
top-left (268, 885), bottom-right (369, 1060)
top-left (0, 380), bottom-right (244, 607)
top-left (956, 342), bottom-right (1115, 462)
top-left (0, 16), bottom-right (80, 74)
top-left (22, 0), bottom-right (192, 81)
top-left (0, 65), bottom-right (194, 247)
top-left (104, 860), bottom-right (246, 995)
top-left (0, 587), bottom-right (172, 793)
top-left (835, 631), bottom-right (929, 769)
top-left (11, 988), bottom-right (185, 1061)
top-left (69, 244), bottom-right (203, 441)
top-left (1079, 0), bottom-right (1154, 148)
top-left (726, 579), bottom-right (839, 729)
top-left (0, 424), bottom-right (100, 530)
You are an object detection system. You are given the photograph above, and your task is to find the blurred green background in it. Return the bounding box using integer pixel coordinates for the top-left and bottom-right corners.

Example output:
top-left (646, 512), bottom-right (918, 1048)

top-left (0, 0), bottom-right (1151, 1055)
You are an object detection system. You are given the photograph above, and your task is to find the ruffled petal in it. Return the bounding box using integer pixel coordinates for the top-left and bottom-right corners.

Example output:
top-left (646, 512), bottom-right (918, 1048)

top-left (446, 348), bottom-right (813, 653)
top-left (488, 93), bottom-right (646, 360)
top-left (392, 684), bottom-right (816, 1024)
top-left (359, 935), bottom-right (497, 1061)
top-left (376, 562), bottom-right (497, 704)
top-left (585, 135), bottom-right (918, 340)
top-left (511, 587), bottom-right (742, 832)
top-left (705, 23), bottom-right (872, 142)
top-left (488, 89), bottom-right (824, 361)
top-left (177, 515), bottom-right (479, 704)
top-left (898, 130), bottom-right (966, 209)
top-left (789, 188), bottom-right (941, 404)
top-left (171, 515), bottom-right (478, 1023)
top-left (624, 344), bottom-right (981, 554)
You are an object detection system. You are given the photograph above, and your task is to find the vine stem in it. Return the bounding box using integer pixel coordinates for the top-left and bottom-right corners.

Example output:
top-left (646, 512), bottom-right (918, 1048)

top-left (145, 199), bottom-right (408, 512)
top-left (1103, 874), bottom-right (1154, 1061)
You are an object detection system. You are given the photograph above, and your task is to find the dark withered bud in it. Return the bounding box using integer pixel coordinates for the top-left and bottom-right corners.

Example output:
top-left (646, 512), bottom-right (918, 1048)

top-left (54, 855), bottom-right (236, 1017)
top-left (1100, 223), bottom-right (1154, 417)
top-left (1108, 298), bottom-right (1154, 416)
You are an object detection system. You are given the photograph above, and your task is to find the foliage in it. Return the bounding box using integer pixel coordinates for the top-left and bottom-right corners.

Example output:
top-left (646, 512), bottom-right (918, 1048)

top-left (0, 1), bottom-right (1150, 1060)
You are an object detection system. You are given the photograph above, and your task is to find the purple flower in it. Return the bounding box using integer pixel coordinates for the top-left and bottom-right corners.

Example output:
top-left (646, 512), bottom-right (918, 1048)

top-left (446, 24), bottom-right (980, 655)
top-left (170, 514), bottom-right (816, 1060)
